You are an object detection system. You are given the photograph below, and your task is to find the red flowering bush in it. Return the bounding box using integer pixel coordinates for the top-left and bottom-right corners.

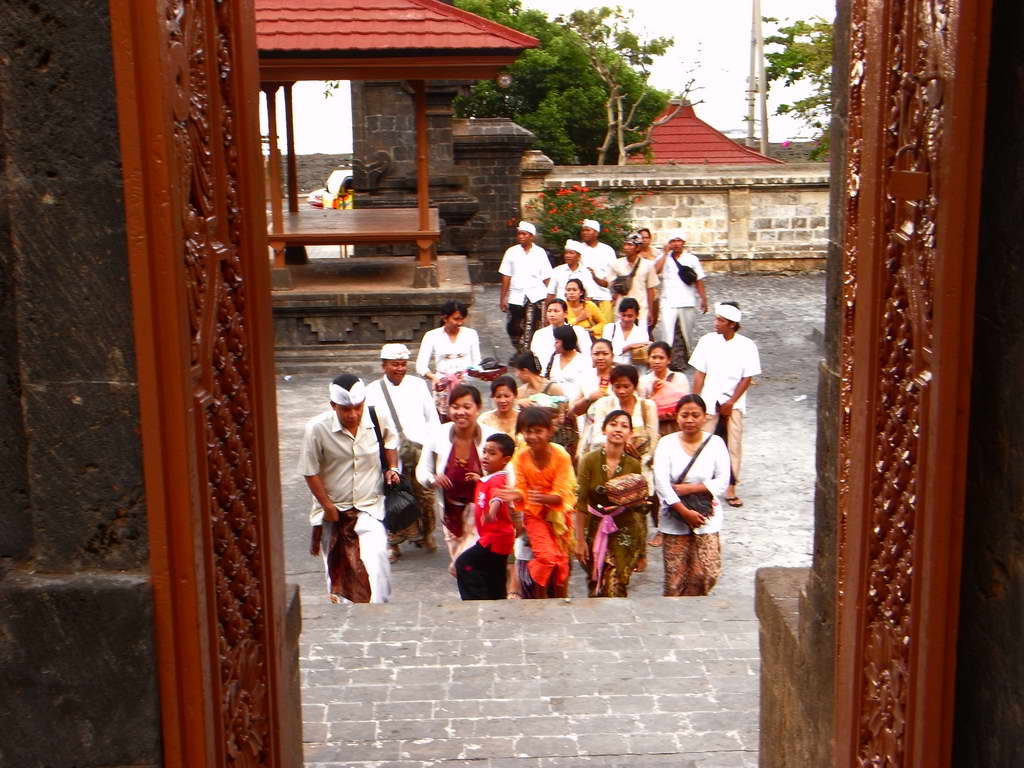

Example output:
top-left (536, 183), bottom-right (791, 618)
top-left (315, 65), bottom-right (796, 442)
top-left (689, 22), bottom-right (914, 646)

top-left (525, 185), bottom-right (635, 254)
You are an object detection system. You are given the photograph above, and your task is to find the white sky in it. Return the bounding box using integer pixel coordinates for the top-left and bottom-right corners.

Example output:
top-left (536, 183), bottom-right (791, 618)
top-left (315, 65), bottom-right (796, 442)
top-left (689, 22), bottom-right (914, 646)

top-left (265, 0), bottom-right (835, 155)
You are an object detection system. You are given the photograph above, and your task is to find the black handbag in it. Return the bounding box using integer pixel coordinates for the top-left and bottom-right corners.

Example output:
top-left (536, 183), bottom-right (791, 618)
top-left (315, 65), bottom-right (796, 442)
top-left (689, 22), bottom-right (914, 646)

top-left (367, 406), bottom-right (420, 533)
top-left (673, 257), bottom-right (698, 286)
top-left (671, 435), bottom-right (714, 520)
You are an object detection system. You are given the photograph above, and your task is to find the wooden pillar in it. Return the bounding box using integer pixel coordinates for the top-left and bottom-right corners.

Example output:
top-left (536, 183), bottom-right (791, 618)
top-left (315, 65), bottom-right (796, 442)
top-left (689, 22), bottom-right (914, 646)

top-left (262, 84), bottom-right (284, 252)
top-left (413, 79), bottom-right (432, 268)
top-left (283, 82), bottom-right (299, 213)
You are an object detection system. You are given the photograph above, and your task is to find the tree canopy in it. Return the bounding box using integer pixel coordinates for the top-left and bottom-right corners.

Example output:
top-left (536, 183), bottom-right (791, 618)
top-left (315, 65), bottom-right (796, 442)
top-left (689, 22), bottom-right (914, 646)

top-left (453, 0), bottom-right (675, 165)
top-left (765, 16), bottom-right (833, 157)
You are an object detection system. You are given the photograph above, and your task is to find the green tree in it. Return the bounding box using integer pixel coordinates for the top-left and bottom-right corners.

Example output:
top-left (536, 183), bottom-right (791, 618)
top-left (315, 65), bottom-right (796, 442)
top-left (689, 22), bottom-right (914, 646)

top-left (453, 0), bottom-right (674, 165)
top-left (765, 16), bottom-right (833, 157)
top-left (561, 7), bottom-right (683, 165)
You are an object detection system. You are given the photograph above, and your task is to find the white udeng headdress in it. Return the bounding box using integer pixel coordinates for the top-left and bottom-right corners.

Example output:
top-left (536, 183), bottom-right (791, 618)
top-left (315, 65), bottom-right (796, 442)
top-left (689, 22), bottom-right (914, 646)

top-left (714, 303), bottom-right (742, 323)
top-left (563, 239), bottom-right (584, 254)
top-left (329, 379), bottom-right (366, 406)
top-left (581, 218), bottom-right (601, 232)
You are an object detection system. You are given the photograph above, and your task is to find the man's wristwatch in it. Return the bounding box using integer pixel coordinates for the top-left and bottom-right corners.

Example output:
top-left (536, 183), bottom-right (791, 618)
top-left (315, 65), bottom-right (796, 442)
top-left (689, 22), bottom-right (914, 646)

top-left (388, 467), bottom-right (400, 473)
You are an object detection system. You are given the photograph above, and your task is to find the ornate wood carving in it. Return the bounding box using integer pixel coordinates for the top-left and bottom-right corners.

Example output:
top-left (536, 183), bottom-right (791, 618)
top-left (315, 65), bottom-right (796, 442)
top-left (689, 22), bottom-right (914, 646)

top-left (171, 1), bottom-right (275, 764)
top-left (112, 1), bottom-right (291, 765)
top-left (836, 1), bottom-right (992, 766)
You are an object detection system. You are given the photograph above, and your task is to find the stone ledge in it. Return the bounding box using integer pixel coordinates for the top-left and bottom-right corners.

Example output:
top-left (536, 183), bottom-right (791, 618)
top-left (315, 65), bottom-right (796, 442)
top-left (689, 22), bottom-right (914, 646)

top-left (0, 571), bottom-right (161, 767)
top-left (756, 567), bottom-right (830, 768)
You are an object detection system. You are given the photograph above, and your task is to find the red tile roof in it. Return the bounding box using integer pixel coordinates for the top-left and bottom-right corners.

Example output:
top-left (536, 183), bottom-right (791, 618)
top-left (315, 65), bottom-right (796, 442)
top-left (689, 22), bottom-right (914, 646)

top-left (255, 0), bottom-right (538, 54)
top-left (634, 103), bottom-right (782, 165)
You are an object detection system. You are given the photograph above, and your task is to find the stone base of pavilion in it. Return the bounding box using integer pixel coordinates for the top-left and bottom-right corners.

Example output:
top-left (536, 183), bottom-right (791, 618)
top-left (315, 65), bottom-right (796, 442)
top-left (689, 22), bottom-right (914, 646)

top-left (272, 253), bottom-right (474, 372)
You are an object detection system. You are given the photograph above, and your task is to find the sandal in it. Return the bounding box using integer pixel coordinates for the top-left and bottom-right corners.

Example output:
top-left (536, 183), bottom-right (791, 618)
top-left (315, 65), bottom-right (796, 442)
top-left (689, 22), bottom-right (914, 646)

top-left (648, 532), bottom-right (663, 548)
top-left (725, 496), bottom-right (744, 508)
top-left (633, 556), bottom-right (648, 573)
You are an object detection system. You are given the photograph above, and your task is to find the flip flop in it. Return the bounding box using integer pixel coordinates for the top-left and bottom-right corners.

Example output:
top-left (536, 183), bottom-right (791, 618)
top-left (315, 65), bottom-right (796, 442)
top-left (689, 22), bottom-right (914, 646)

top-left (726, 496), bottom-right (744, 508)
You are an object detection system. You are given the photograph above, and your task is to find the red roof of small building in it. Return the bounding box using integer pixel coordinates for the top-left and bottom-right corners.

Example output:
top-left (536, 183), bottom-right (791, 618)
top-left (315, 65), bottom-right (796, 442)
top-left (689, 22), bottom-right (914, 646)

top-left (255, 0), bottom-right (538, 54)
top-left (634, 103), bottom-right (782, 165)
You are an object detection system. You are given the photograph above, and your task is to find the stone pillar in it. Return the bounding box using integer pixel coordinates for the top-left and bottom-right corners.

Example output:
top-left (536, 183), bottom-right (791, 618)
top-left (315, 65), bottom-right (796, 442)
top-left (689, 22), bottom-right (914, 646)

top-left (520, 149), bottom-right (555, 215)
top-left (0, 2), bottom-right (160, 765)
top-left (351, 81), bottom-right (479, 258)
top-left (726, 186), bottom-right (752, 260)
top-left (452, 118), bottom-right (537, 282)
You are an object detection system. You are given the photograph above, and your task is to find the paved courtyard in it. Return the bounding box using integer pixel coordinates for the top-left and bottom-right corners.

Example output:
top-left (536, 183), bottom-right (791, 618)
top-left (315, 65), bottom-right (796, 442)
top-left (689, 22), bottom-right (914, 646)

top-left (276, 272), bottom-right (825, 766)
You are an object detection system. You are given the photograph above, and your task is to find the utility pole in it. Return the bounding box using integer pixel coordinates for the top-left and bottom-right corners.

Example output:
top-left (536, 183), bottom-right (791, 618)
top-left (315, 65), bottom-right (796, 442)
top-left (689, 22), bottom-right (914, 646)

top-left (755, 0), bottom-right (769, 155)
top-left (746, 0), bottom-right (769, 154)
top-left (746, 0), bottom-right (757, 148)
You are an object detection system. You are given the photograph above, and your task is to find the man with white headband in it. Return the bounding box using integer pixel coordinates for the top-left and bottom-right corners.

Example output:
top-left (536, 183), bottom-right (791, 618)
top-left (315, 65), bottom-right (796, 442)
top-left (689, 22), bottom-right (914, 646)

top-left (365, 343), bottom-right (440, 561)
top-left (499, 220), bottom-right (552, 353)
top-left (689, 302), bottom-right (762, 508)
top-left (578, 218), bottom-right (617, 322)
top-left (298, 373), bottom-right (400, 603)
top-left (655, 230), bottom-right (708, 360)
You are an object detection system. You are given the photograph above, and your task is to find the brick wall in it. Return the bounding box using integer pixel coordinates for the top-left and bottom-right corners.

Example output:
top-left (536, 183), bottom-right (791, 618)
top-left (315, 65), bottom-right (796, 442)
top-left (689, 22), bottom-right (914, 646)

top-left (525, 163), bottom-right (830, 272)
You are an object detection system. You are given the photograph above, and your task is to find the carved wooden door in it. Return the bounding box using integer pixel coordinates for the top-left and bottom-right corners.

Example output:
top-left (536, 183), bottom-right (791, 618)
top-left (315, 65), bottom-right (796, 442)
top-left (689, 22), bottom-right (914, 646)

top-left (109, 1), bottom-right (299, 766)
top-left (835, 1), bottom-right (992, 766)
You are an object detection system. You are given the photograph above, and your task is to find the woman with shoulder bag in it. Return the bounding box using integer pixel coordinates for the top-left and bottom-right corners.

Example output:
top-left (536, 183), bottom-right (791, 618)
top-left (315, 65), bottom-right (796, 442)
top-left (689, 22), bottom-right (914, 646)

top-left (652, 394), bottom-right (731, 596)
top-left (639, 341), bottom-right (691, 437)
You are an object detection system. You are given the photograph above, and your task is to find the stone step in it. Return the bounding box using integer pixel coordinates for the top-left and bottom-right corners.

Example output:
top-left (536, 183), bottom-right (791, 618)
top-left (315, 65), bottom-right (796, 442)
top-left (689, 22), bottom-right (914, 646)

top-left (299, 597), bottom-right (760, 767)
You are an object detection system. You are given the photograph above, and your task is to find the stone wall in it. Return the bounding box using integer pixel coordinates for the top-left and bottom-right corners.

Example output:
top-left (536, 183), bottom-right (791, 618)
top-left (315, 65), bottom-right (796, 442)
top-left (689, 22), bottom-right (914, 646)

top-left (0, 2), bottom-right (160, 765)
top-left (754, 0), bottom-right (848, 765)
top-left (953, 0), bottom-right (1024, 764)
top-left (524, 163), bottom-right (830, 272)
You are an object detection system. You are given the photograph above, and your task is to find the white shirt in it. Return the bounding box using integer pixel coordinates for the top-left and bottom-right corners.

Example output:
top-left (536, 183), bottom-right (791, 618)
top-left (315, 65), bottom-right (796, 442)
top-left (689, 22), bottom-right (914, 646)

top-left (654, 432), bottom-right (731, 535)
top-left (547, 350), bottom-right (593, 401)
top-left (297, 407), bottom-right (398, 524)
top-left (688, 332), bottom-right (762, 413)
top-left (365, 375), bottom-right (440, 448)
top-left (579, 241), bottom-right (617, 301)
top-left (602, 321), bottom-right (651, 365)
top-left (548, 263), bottom-right (600, 300)
top-left (415, 326), bottom-right (481, 377)
top-left (610, 256), bottom-right (660, 320)
top-left (498, 243), bottom-right (552, 305)
top-left (659, 250), bottom-right (706, 308)
top-left (530, 324), bottom-right (592, 369)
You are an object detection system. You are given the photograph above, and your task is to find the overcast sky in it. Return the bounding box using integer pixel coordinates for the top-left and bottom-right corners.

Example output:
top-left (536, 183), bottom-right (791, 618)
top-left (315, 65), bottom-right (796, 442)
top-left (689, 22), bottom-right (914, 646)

top-left (265, 0), bottom-right (836, 156)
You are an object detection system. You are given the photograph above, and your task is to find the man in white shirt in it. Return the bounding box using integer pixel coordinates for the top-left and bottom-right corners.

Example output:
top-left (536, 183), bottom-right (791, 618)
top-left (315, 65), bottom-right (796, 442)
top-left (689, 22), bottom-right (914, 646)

top-left (530, 298), bottom-right (592, 368)
top-left (365, 343), bottom-right (441, 561)
top-left (546, 239), bottom-right (600, 301)
top-left (298, 374), bottom-right (400, 604)
top-left (689, 302), bottom-right (761, 508)
top-left (498, 221), bottom-right (552, 353)
top-left (610, 232), bottom-right (660, 328)
top-left (655, 230), bottom-right (709, 360)
top-left (578, 218), bottom-right (617, 322)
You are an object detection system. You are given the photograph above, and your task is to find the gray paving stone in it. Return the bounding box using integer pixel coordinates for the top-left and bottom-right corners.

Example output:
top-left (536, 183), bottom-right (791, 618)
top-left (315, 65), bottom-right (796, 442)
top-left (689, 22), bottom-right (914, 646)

top-left (576, 732), bottom-right (630, 756)
top-left (373, 701), bottom-right (434, 721)
top-left (514, 736), bottom-right (579, 758)
top-left (376, 718), bottom-right (450, 741)
top-left (326, 720), bottom-right (377, 742)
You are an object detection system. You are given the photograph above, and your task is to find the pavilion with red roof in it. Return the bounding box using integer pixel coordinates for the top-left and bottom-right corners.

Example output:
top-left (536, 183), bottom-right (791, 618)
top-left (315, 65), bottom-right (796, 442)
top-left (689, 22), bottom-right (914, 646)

top-left (254, 0), bottom-right (537, 286)
top-left (633, 103), bottom-right (782, 165)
